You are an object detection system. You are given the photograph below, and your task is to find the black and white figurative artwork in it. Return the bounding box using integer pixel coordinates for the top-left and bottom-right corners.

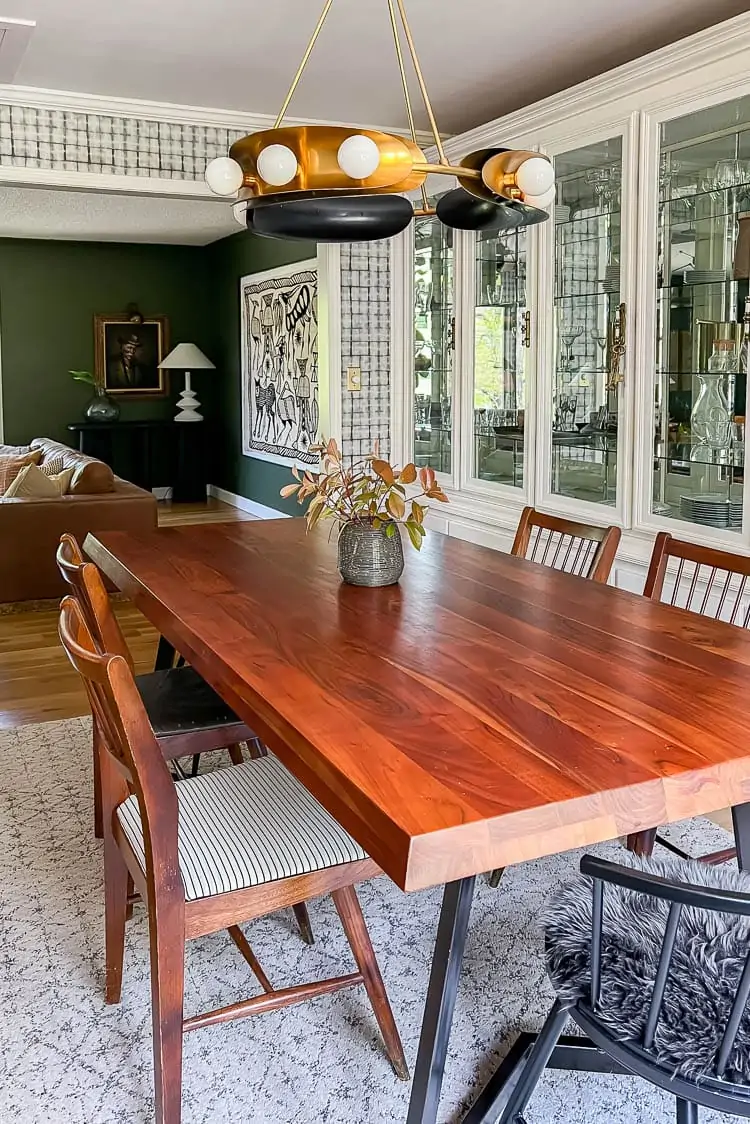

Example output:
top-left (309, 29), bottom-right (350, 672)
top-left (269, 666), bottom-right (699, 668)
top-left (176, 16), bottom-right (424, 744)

top-left (240, 259), bottom-right (320, 466)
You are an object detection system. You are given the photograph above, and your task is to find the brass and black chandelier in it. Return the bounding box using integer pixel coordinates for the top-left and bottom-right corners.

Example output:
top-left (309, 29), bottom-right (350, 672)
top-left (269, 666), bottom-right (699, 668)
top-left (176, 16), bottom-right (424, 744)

top-left (205, 0), bottom-right (555, 242)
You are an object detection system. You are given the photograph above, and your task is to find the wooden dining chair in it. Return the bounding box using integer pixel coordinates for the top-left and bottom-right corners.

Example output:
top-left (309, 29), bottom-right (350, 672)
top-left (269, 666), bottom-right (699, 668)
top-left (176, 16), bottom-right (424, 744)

top-left (57, 534), bottom-right (314, 945)
top-left (627, 532), bottom-right (750, 865)
top-left (510, 505), bottom-right (622, 583)
top-left (59, 594), bottom-right (408, 1124)
top-left (487, 506), bottom-right (622, 887)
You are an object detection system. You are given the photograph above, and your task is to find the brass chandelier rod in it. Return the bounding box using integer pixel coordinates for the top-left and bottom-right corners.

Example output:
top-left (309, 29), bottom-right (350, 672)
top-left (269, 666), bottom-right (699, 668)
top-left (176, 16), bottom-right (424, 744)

top-left (274, 0), bottom-right (336, 128)
top-left (386, 0), bottom-right (429, 211)
top-left (393, 0), bottom-right (448, 165)
top-left (274, 0), bottom-right (449, 174)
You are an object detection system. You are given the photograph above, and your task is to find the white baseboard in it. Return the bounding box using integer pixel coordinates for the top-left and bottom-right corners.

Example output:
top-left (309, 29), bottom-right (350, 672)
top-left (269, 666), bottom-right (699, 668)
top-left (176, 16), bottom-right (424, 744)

top-left (208, 484), bottom-right (291, 520)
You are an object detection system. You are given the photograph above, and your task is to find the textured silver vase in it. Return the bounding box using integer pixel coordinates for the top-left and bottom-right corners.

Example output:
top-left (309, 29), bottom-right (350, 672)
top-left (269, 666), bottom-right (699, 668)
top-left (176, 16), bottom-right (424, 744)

top-left (337, 522), bottom-right (404, 587)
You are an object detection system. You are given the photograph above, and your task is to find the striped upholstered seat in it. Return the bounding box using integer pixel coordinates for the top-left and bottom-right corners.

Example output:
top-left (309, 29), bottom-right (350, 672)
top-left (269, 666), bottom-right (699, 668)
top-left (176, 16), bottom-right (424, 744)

top-left (117, 757), bottom-right (367, 901)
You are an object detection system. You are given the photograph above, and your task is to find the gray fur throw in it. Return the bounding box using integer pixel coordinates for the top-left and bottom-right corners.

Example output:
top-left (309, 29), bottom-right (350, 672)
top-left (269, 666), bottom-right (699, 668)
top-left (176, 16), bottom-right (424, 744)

top-left (543, 855), bottom-right (750, 1084)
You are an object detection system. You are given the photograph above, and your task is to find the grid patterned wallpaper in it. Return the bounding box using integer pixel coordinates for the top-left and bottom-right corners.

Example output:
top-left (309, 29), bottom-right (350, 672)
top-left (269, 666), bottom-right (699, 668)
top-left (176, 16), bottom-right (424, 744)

top-left (340, 240), bottom-right (391, 460)
top-left (0, 103), bottom-right (244, 178)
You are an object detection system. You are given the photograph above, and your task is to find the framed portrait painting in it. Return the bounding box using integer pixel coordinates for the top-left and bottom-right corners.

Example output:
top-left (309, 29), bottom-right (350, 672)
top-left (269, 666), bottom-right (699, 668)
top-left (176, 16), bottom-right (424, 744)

top-left (95, 313), bottom-right (169, 396)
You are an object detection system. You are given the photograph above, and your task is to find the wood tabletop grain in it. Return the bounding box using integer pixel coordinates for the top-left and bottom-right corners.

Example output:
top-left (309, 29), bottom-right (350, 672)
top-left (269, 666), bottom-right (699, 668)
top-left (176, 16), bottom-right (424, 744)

top-left (85, 519), bottom-right (750, 892)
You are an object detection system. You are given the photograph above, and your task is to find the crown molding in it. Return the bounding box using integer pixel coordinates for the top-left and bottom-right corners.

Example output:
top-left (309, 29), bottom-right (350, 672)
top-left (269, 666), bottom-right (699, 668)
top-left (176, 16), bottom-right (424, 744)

top-left (0, 83), bottom-right (437, 146)
top-left (441, 10), bottom-right (750, 157)
top-left (0, 164), bottom-right (217, 196)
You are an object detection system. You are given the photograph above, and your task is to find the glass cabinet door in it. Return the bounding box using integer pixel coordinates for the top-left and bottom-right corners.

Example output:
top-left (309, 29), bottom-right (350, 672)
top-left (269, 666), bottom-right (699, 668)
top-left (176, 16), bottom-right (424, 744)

top-left (471, 226), bottom-right (528, 489)
top-left (412, 205), bottom-right (453, 475)
top-left (549, 136), bottom-right (625, 508)
top-left (651, 95), bottom-right (750, 536)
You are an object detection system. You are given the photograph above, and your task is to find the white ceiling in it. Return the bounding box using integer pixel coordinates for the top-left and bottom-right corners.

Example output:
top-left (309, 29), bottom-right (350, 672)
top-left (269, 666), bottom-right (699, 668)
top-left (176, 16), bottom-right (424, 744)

top-left (4, 0), bottom-right (750, 134)
top-left (0, 184), bottom-right (236, 244)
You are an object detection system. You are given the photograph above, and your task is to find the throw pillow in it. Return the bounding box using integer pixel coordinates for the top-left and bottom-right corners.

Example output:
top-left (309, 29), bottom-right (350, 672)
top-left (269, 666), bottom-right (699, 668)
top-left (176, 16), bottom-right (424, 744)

top-left (4, 462), bottom-right (74, 499)
top-left (40, 453), bottom-right (66, 476)
top-left (0, 450), bottom-right (42, 495)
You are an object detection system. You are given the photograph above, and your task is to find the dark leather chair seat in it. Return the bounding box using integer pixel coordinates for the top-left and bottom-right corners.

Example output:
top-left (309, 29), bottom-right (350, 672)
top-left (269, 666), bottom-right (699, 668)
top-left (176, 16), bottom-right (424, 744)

top-left (135, 666), bottom-right (256, 755)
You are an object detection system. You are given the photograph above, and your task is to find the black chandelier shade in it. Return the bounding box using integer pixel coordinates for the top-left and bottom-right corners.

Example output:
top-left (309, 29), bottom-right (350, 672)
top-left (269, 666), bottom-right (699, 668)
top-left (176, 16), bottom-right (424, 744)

top-left (249, 194), bottom-right (415, 242)
top-left (435, 188), bottom-right (548, 232)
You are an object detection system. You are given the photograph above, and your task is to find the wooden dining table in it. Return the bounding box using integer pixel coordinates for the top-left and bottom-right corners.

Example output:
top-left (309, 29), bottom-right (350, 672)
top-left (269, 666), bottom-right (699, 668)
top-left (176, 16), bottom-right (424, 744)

top-left (85, 517), bottom-right (750, 1124)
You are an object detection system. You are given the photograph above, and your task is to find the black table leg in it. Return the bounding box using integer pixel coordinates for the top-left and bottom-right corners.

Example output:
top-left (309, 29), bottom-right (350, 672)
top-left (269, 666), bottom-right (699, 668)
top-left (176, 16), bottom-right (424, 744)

top-left (732, 803), bottom-right (750, 872)
top-left (406, 876), bottom-right (476, 1124)
top-left (154, 636), bottom-right (176, 671)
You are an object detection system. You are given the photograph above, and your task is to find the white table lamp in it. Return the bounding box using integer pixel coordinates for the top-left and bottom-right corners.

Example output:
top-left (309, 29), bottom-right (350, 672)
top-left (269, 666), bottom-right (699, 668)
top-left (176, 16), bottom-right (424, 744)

top-left (159, 343), bottom-right (216, 422)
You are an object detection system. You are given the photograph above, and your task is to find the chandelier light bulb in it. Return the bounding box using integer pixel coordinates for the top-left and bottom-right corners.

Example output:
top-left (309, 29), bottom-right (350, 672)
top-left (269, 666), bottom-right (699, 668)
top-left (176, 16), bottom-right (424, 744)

top-left (205, 156), bottom-right (244, 196)
top-left (515, 156), bottom-right (555, 198)
top-left (257, 144), bottom-right (299, 186)
top-left (523, 186), bottom-right (556, 209)
top-left (337, 134), bottom-right (381, 180)
top-left (232, 200), bottom-right (248, 227)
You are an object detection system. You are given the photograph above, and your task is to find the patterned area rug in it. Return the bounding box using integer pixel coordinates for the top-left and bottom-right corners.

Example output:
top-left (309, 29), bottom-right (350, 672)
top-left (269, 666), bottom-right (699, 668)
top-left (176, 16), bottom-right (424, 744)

top-left (0, 718), bottom-right (740, 1124)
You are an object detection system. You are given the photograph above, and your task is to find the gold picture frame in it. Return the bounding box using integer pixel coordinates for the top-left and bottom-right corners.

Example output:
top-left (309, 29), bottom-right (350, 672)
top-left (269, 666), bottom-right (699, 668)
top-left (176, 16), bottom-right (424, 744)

top-left (94, 313), bottom-right (170, 397)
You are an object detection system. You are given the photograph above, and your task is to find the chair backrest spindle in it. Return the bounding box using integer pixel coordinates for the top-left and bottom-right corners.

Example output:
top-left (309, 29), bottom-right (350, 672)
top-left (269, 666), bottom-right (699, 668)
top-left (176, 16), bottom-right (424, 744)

top-left (642, 901), bottom-right (683, 1049)
top-left (590, 877), bottom-right (604, 1010)
top-left (716, 954), bottom-right (750, 1078)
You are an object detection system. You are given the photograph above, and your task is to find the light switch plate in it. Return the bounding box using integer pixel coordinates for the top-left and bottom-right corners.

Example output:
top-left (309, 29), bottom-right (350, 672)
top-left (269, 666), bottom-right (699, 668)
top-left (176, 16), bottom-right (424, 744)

top-left (346, 366), bottom-right (362, 392)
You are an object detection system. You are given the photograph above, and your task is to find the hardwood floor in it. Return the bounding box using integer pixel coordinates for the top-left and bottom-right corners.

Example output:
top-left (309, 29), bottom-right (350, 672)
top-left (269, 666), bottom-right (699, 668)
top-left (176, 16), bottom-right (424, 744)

top-left (0, 500), bottom-right (255, 729)
top-left (157, 497), bottom-right (255, 527)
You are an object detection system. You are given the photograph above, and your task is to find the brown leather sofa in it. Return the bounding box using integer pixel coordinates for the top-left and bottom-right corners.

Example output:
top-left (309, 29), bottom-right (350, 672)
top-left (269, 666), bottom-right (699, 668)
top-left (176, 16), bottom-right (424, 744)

top-left (0, 437), bottom-right (157, 602)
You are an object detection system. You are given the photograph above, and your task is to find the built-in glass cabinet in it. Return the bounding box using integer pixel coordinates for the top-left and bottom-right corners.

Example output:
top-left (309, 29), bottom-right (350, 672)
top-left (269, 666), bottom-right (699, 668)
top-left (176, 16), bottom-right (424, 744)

top-left (652, 94), bottom-right (750, 536)
top-left (398, 15), bottom-right (750, 568)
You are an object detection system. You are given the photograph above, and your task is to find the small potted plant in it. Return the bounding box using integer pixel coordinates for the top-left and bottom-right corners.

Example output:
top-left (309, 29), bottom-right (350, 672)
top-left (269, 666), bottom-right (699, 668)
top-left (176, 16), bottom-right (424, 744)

top-left (281, 438), bottom-right (448, 586)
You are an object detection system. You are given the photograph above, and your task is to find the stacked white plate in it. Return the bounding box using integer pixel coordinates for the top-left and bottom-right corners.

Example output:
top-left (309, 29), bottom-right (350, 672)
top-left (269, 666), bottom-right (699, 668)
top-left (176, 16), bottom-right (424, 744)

top-left (602, 263), bottom-right (620, 293)
top-left (685, 269), bottom-right (726, 286)
top-left (680, 492), bottom-right (742, 528)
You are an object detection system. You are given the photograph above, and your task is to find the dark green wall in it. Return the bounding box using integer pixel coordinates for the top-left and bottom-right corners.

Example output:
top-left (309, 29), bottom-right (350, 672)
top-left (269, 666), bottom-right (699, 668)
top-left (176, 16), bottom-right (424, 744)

top-left (0, 238), bottom-right (210, 445)
top-left (204, 230), bottom-right (316, 514)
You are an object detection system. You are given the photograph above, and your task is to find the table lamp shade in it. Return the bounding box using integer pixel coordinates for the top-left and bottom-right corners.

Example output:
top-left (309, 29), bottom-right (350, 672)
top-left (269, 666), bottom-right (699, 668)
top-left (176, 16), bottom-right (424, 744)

top-left (158, 343), bottom-right (215, 422)
top-left (158, 343), bottom-right (216, 371)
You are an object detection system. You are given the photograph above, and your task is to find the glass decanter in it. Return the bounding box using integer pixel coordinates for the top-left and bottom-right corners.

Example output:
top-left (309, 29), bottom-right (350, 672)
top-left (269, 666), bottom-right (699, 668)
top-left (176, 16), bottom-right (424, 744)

top-left (691, 340), bottom-right (733, 449)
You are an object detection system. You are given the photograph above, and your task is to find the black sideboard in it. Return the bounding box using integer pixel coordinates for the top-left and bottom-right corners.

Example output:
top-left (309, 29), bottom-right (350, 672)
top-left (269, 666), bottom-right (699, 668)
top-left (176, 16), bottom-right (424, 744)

top-left (68, 420), bottom-right (212, 503)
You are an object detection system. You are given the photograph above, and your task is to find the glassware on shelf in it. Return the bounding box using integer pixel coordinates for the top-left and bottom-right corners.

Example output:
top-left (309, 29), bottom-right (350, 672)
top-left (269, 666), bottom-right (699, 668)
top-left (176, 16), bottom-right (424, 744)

top-left (691, 340), bottom-right (733, 451)
top-left (554, 394), bottom-right (578, 432)
top-left (659, 154), bottom-right (683, 197)
top-left (589, 328), bottom-right (608, 370)
top-left (559, 323), bottom-right (584, 373)
top-left (585, 165), bottom-right (619, 208)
